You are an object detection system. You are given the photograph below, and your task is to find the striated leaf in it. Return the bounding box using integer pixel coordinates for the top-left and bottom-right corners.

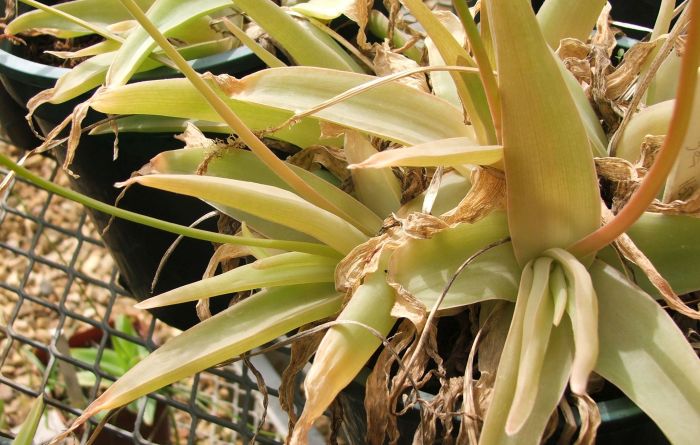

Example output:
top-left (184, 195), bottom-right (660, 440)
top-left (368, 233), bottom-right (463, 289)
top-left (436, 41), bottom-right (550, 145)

top-left (479, 302), bottom-right (573, 445)
top-left (388, 212), bottom-right (519, 310)
top-left (344, 131), bottom-right (402, 217)
top-left (401, 0), bottom-right (495, 144)
top-left (77, 284), bottom-right (343, 415)
top-left (90, 78), bottom-right (328, 148)
top-left (121, 174), bottom-right (368, 254)
top-left (91, 67), bottom-right (472, 146)
top-left (488, 0), bottom-right (600, 265)
top-left (592, 261), bottom-right (700, 445)
top-left (292, 271), bottom-right (396, 442)
top-left (424, 10), bottom-right (466, 107)
top-left (232, 0), bottom-right (362, 72)
top-left (610, 212), bottom-right (700, 295)
top-left (6, 0), bottom-right (154, 38)
top-left (349, 138), bottom-right (502, 169)
top-left (106, 0), bottom-right (231, 87)
top-left (136, 252), bottom-right (337, 309)
top-left (537, 0), bottom-right (607, 49)
top-left (151, 146), bottom-right (382, 235)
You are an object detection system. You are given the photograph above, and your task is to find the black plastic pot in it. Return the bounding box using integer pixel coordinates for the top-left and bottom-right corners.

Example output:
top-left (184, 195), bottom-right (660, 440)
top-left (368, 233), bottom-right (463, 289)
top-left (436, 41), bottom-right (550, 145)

top-left (0, 9), bottom-right (264, 330)
top-left (338, 379), bottom-right (670, 445)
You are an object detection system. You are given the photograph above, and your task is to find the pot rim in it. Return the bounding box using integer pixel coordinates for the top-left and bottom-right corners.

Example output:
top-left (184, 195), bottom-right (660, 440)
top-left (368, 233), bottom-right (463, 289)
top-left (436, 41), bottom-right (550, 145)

top-left (0, 40), bottom-right (258, 89)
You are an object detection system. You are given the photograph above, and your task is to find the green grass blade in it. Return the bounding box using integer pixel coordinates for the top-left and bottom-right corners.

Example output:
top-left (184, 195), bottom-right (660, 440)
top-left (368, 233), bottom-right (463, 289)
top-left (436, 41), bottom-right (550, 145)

top-left (488, 0), bottom-right (600, 265)
top-left (124, 174), bottom-right (368, 254)
top-left (136, 252), bottom-right (337, 309)
top-left (78, 284), bottom-right (343, 416)
top-left (592, 261), bottom-right (700, 445)
top-left (11, 395), bottom-right (44, 445)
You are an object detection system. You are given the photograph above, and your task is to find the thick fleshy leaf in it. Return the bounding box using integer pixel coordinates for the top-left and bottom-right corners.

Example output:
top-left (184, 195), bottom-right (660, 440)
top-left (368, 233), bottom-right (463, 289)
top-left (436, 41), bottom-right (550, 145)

top-left (90, 78), bottom-right (329, 148)
top-left (625, 212), bottom-right (700, 295)
top-left (47, 38), bottom-right (233, 104)
top-left (6, 0), bottom-right (154, 38)
top-left (592, 261), bottom-right (700, 445)
top-left (232, 0), bottom-right (362, 72)
top-left (479, 305), bottom-right (574, 445)
top-left (136, 252), bottom-right (337, 308)
top-left (343, 131), bottom-right (402, 217)
top-left (91, 67), bottom-right (472, 146)
top-left (151, 147), bottom-right (383, 236)
top-left (536, 0), bottom-right (607, 49)
top-left (77, 284), bottom-right (343, 414)
top-left (349, 138), bottom-right (502, 169)
top-left (291, 0), bottom-right (357, 21)
top-left (122, 174), bottom-right (368, 254)
top-left (424, 10), bottom-right (465, 108)
top-left (293, 271), bottom-right (396, 442)
top-left (388, 212), bottom-right (519, 310)
top-left (401, 0), bottom-right (495, 144)
top-left (398, 171), bottom-right (472, 216)
top-left (616, 99), bottom-right (673, 161)
top-left (106, 0), bottom-right (230, 86)
top-left (488, 0), bottom-right (600, 265)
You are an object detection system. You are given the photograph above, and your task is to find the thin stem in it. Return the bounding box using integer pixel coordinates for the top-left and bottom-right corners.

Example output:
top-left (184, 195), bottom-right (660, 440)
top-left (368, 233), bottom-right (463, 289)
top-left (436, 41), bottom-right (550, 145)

top-left (569, 0), bottom-right (700, 258)
top-left (453, 0), bottom-right (502, 143)
top-left (118, 0), bottom-right (359, 231)
top-left (0, 153), bottom-right (340, 258)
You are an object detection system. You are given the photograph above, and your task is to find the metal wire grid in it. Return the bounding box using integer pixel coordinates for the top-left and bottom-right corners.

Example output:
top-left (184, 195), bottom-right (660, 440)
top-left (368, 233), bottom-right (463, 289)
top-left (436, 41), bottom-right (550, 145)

top-left (0, 149), bottom-right (289, 444)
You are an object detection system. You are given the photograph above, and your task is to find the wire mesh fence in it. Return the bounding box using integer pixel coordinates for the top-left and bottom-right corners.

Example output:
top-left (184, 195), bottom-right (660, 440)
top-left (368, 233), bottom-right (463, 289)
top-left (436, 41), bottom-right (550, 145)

top-left (0, 141), bottom-right (299, 444)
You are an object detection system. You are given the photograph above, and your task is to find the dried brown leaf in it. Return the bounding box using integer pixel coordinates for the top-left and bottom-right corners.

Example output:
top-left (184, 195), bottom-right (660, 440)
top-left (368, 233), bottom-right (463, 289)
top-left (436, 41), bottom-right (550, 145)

top-left (373, 43), bottom-right (429, 92)
top-left (573, 393), bottom-right (601, 445)
top-left (441, 166), bottom-right (505, 225)
top-left (605, 41), bottom-right (658, 100)
top-left (287, 145), bottom-right (350, 182)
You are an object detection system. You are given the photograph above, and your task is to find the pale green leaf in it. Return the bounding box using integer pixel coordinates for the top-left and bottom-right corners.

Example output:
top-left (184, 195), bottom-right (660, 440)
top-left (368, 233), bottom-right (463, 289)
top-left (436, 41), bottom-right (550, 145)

top-left (343, 131), bottom-right (402, 217)
top-left (424, 10), bottom-right (465, 108)
top-left (151, 147), bottom-right (382, 236)
top-left (479, 305), bottom-right (573, 445)
top-left (294, 271), bottom-right (395, 440)
top-left (71, 348), bottom-right (127, 377)
top-left (89, 116), bottom-right (231, 135)
top-left (232, 0), bottom-right (361, 72)
top-left (106, 0), bottom-right (231, 87)
top-left (664, 69), bottom-right (700, 202)
top-left (136, 252), bottom-right (337, 309)
top-left (592, 261), bottom-right (700, 445)
top-left (488, 0), bottom-right (600, 265)
top-left (6, 0), bottom-right (154, 37)
top-left (616, 99), bottom-right (673, 161)
top-left (83, 284), bottom-right (343, 412)
top-left (90, 78), bottom-right (329, 148)
top-left (398, 171), bottom-right (471, 216)
top-left (124, 174), bottom-right (368, 254)
top-left (624, 212), bottom-right (700, 295)
top-left (506, 257), bottom-right (555, 434)
top-left (537, 0), bottom-right (607, 49)
top-left (91, 67), bottom-right (472, 146)
top-left (349, 138), bottom-right (502, 169)
top-left (291, 0), bottom-right (357, 21)
top-left (401, 0), bottom-right (495, 144)
top-left (387, 212), bottom-right (519, 310)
